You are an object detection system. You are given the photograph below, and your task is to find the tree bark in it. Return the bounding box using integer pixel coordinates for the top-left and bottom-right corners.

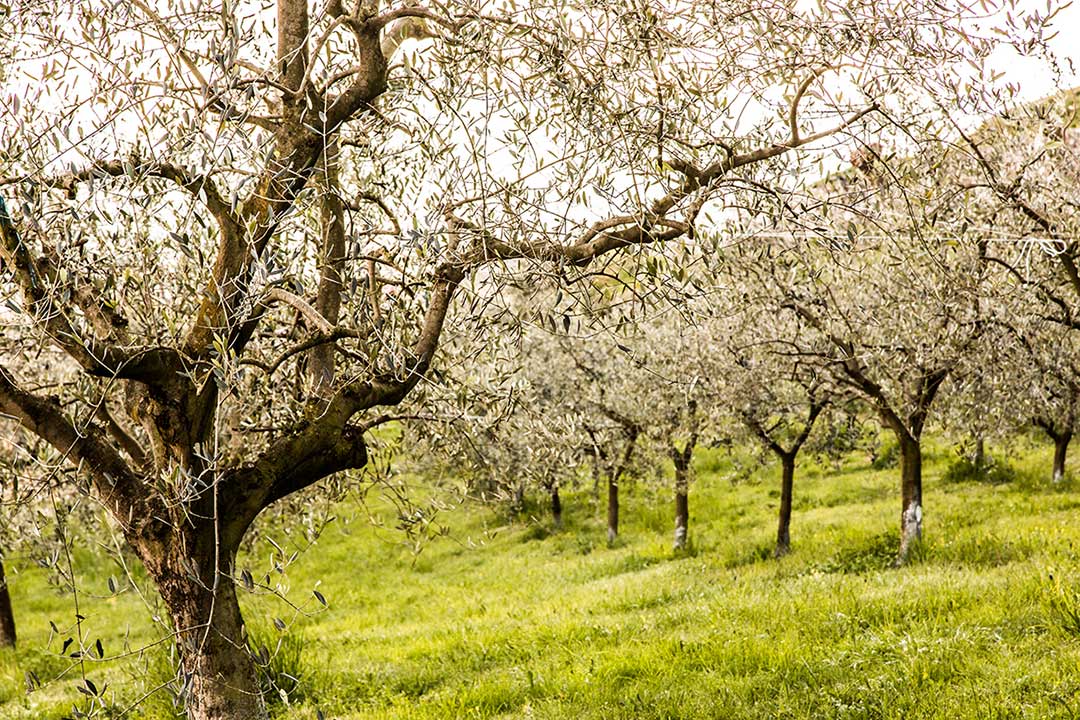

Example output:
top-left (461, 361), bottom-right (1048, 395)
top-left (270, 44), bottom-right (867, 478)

top-left (0, 557), bottom-right (15, 648)
top-left (673, 489), bottom-right (689, 550)
top-left (671, 440), bottom-right (695, 550)
top-left (606, 427), bottom-right (638, 545)
top-left (139, 534), bottom-right (265, 720)
top-left (1053, 429), bottom-right (1072, 484)
top-left (896, 432), bottom-right (923, 565)
top-left (308, 140), bottom-right (346, 398)
top-left (551, 484), bottom-right (563, 529)
top-left (775, 453), bottom-right (796, 558)
top-left (606, 476), bottom-right (618, 545)
top-left (743, 400), bottom-right (822, 558)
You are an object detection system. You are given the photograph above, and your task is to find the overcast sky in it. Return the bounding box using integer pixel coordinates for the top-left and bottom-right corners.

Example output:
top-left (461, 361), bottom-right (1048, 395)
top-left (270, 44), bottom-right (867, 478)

top-left (994, 0), bottom-right (1079, 100)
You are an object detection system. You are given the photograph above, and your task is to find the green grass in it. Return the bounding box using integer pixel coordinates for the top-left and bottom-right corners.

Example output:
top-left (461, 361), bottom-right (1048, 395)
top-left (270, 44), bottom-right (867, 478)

top-left (4, 437), bottom-right (1080, 718)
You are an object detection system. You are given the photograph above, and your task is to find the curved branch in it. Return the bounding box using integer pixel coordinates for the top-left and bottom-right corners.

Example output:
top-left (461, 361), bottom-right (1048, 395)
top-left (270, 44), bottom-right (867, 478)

top-left (0, 365), bottom-right (144, 527)
top-left (0, 197), bottom-right (181, 382)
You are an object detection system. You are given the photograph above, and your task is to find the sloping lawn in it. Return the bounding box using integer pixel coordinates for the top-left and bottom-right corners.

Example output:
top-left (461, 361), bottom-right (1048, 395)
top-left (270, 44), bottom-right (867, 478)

top-left (3, 437), bottom-right (1080, 718)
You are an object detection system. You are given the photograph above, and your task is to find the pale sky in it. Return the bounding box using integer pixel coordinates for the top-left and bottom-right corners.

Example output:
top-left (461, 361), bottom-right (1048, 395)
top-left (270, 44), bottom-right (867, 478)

top-left (993, 0), bottom-right (1080, 100)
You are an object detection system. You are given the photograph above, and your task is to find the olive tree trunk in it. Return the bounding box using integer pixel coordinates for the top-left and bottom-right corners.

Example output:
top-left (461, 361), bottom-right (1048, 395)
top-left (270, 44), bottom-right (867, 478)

top-left (0, 557), bottom-right (15, 648)
top-left (140, 535), bottom-right (265, 720)
top-left (606, 477), bottom-right (619, 545)
top-left (605, 427), bottom-right (638, 545)
top-left (896, 432), bottom-right (923, 565)
top-left (1053, 430), bottom-right (1072, 484)
top-left (671, 436), bottom-right (697, 550)
top-left (551, 484), bottom-right (563, 529)
top-left (743, 400), bottom-right (823, 558)
top-left (775, 453), bottom-right (796, 557)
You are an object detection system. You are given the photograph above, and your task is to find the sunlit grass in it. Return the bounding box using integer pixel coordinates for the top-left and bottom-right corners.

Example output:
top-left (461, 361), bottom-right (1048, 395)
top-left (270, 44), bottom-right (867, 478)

top-left (3, 436), bottom-right (1080, 718)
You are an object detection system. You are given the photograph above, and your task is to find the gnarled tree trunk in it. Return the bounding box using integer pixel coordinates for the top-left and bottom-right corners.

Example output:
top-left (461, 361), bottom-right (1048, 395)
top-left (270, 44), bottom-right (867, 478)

top-left (138, 533), bottom-right (265, 720)
top-left (0, 557), bottom-right (15, 648)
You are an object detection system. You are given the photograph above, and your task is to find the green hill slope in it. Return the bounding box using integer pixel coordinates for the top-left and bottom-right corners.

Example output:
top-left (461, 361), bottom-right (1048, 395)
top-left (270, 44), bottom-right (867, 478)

top-left (3, 438), bottom-right (1080, 719)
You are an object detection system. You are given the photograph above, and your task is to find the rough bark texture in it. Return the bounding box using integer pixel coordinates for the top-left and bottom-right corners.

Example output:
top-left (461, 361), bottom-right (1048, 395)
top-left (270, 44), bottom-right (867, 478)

top-left (140, 536), bottom-right (264, 720)
top-left (1053, 430), bottom-right (1072, 484)
top-left (551, 484), bottom-right (563, 529)
top-left (775, 454), bottom-right (796, 558)
top-left (0, 558), bottom-right (15, 648)
top-left (897, 433), bottom-right (923, 565)
top-left (308, 141), bottom-right (346, 397)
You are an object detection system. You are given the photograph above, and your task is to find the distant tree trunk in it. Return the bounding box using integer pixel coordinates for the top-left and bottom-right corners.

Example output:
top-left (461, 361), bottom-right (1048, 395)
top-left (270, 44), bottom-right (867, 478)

top-left (551, 484), bottom-right (563, 529)
top-left (896, 432), bottom-right (923, 565)
top-left (670, 426), bottom-right (697, 551)
top-left (743, 400), bottom-right (824, 559)
top-left (1035, 417), bottom-right (1074, 484)
top-left (673, 489), bottom-right (688, 549)
top-left (973, 435), bottom-right (985, 475)
top-left (0, 557), bottom-right (15, 648)
top-left (1053, 429), bottom-right (1072, 484)
top-left (607, 427), bottom-right (639, 545)
top-left (775, 453), bottom-right (796, 558)
top-left (606, 477), bottom-right (618, 545)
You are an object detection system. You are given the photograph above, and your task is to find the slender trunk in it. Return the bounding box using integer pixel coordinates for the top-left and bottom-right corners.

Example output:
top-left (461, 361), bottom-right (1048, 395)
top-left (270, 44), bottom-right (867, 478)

top-left (606, 429), bottom-right (638, 545)
top-left (551, 484), bottom-right (563, 529)
top-left (607, 477), bottom-right (618, 545)
top-left (142, 536), bottom-right (266, 720)
top-left (673, 490), bottom-right (688, 550)
top-left (973, 435), bottom-right (985, 475)
top-left (896, 433), bottom-right (923, 565)
top-left (0, 557), bottom-right (15, 648)
top-left (1053, 430), bottom-right (1072, 484)
top-left (775, 453), bottom-right (796, 558)
top-left (672, 451), bottom-right (692, 550)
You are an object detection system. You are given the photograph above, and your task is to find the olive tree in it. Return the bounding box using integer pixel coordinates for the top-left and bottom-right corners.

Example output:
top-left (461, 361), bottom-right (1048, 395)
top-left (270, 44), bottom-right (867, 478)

top-left (745, 150), bottom-right (1002, 563)
top-left (711, 301), bottom-right (835, 557)
top-left (0, 0), bottom-right (1046, 716)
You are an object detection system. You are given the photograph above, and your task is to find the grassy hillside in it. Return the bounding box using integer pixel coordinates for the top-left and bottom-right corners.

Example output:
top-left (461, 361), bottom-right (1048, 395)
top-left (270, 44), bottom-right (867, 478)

top-left (3, 436), bottom-right (1080, 719)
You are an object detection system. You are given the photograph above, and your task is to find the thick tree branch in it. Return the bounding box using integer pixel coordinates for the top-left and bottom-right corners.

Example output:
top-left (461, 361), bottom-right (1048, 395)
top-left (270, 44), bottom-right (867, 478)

top-left (0, 366), bottom-right (145, 527)
top-left (0, 197), bottom-right (182, 381)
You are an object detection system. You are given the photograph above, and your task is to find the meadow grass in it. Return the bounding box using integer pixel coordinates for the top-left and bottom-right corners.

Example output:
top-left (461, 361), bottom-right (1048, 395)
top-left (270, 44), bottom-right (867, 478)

top-left (4, 437), bottom-right (1080, 718)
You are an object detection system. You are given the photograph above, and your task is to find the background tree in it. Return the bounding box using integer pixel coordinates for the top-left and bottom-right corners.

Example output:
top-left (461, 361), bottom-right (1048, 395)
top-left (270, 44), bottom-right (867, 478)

top-left (736, 150), bottom-right (999, 563)
top-left (721, 310), bottom-right (833, 558)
